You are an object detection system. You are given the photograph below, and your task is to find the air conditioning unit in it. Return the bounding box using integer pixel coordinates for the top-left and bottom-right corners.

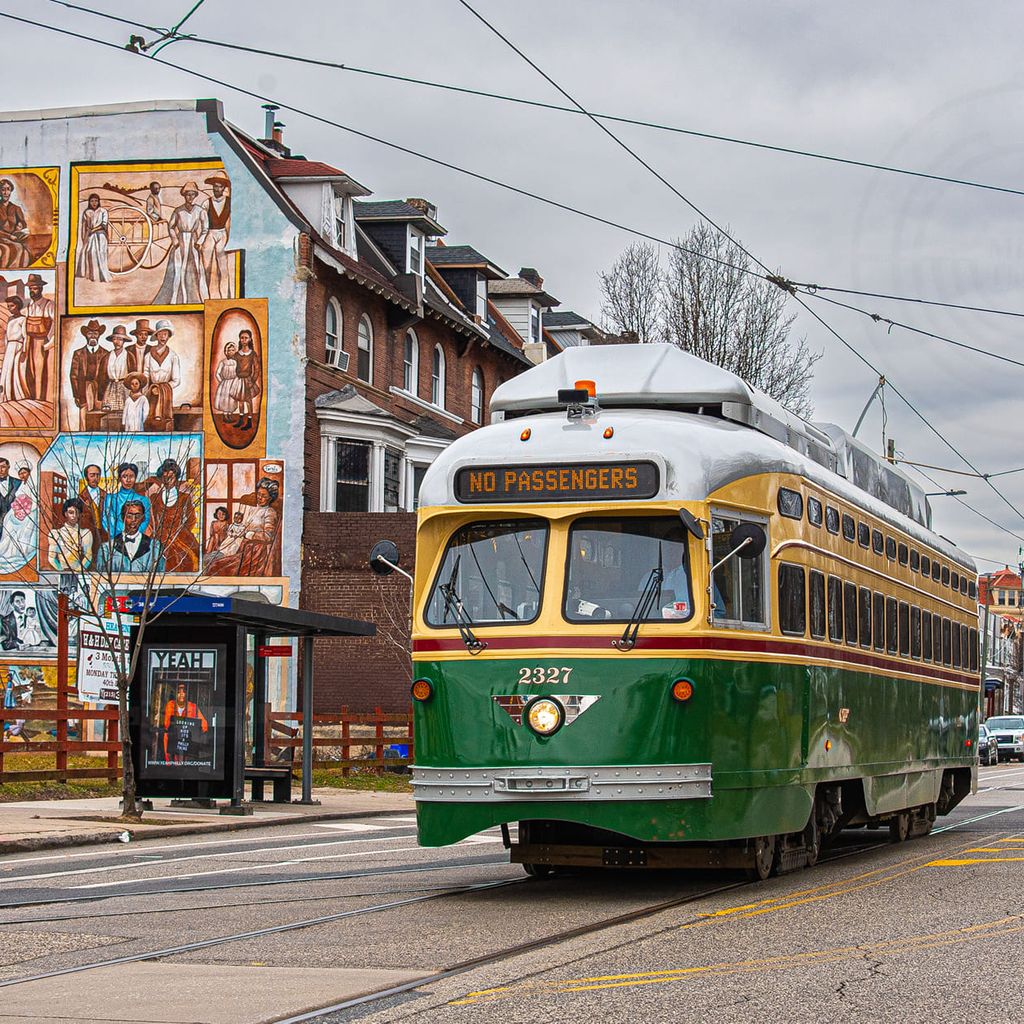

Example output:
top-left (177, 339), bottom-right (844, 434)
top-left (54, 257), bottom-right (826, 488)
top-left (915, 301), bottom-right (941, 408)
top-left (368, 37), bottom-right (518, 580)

top-left (331, 348), bottom-right (350, 372)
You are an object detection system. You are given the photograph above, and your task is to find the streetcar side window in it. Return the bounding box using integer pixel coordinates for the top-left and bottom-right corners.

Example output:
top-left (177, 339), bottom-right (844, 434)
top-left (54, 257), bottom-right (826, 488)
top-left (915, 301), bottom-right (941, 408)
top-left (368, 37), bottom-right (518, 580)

top-left (807, 497), bottom-right (823, 528)
top-left (563, 516), bottom-right (694, 624)
top-left (425, 519), bottom-right (548, 628)
top-left (932, 561), bottom-right (941, 582)
top-left (922, 612), bottom-right (933, 662)
top-left (898, 543), bottom-right (909, 566)
top-left (711, 513), bottom-right (767, 628)
top-left (910, 606), bottom-right (922, 660)
top-left (942, 618), bottom-right (952, 666)
top-left (921, 554), bottom-right (931, 577)
top-left (951, 621), bottom-right (961, 669)
top-left (809, 570), bottom-right (826, 639)
top-left (885, 597), bottom-right (898, 654)
top-left (910, 549), bottom-right (920, 572)
top-left (960, 576), bottom-right (969, 596)
top-left (842, 514), bottom-right (856, 542)
top-left (872, 530), bottom-right (884, 555)
top-left (961, 624), bottom-right (970, 669)
top-left (941, 565), bottom-right (950, 587)
top-left (885, 537), bottom-right (896, 561)
top-left (778, 565), bottom-right (806, 636)
top-left (898, 601), bottom-right (910, 656)
top-left (858, 588), bottom-right (872, 649)
top-left (872, 592), bottom-right (884, 651)
top-left (844, 581), bottom-right (858, 646)
top-left (857, 522), bottom-right (870, 547)
top-left (828, 576), bottom-right (843, 642)
top-left (932, 613), bottom-right (942, 662)
top-left (969, 628), bottom-right (978, 672)
top-left (951, 571), bottom-right (960, 593)
top-left (968, 580), bottom-right (977, 599)
top-left (778, 488), bottom-right (803, 520)
top-left (826, 506), bottom-right (840, 534)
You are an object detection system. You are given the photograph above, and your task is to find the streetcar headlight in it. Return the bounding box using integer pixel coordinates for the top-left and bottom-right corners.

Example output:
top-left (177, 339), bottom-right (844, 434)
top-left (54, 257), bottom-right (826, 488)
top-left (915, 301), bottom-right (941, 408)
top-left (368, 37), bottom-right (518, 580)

top-left (525, 697), bottom-right (564, 736)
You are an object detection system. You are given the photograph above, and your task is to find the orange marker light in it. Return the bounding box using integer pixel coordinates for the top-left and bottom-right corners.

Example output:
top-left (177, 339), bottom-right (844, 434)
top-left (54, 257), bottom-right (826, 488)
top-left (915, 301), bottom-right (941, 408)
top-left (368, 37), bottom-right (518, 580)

top-left (671, 679), bottom-right (694, 702)
top-left (603, 426), bottom-right (614, 439)
top-left (574, 379), bottom-right (596, 398)
top-left (520, 428), bottom-right (532, 442)
top-left (824, 739), bottom-right (832, 752)
top-left (411, 679), bottom-right (433, 702)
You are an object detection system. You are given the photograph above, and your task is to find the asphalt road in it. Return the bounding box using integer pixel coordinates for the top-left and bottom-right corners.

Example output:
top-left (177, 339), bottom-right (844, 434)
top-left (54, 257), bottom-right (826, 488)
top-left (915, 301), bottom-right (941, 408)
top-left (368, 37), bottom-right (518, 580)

top-left (1, 763), bottom-right (1022, 1023)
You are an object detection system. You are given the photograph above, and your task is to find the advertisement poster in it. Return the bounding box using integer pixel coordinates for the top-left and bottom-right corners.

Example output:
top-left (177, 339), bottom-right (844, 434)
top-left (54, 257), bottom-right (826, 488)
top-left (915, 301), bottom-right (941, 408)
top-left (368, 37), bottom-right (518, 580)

top-left (76, 624), bottom-right (128, 706)
top-left (139, 645), bottom-right (225, 781)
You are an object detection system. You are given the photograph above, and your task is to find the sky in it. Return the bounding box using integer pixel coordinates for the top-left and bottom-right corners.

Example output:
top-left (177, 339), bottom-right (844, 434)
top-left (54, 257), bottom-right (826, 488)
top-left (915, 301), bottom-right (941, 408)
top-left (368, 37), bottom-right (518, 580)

top-left (2, 0), bottom-right (1023, 570)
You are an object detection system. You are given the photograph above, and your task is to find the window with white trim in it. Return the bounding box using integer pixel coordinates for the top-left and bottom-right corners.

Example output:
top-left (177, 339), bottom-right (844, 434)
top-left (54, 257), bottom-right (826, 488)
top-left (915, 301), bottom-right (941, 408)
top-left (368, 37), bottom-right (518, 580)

top-left (476, 276), bottom-right (488, 319)
top-left (408, 228), bottom-right (424, 276)
top-left (325, 299), bottom-right (342, 367)
top-left (357, 315), bottom-right (373, 383)
top-left (334, 441), bottom-right (371, 511)
top-left (431, 345), bottom-right (446, 408)
top-left (529, 304), bottom-right (541, 343)
top-left (383, 448), bottom-right (402, 512)
top-left (333, 195), bottom-right (347, 250)
top-left (471, 367), bottom-right (484, 425)
top-left (403, 330), bottom-right (419, 394)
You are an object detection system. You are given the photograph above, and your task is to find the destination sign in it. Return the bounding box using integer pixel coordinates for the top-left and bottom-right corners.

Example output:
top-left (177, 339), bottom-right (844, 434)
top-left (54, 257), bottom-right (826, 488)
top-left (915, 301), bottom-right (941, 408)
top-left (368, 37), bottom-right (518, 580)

top-left (455, 461), bottom-right (659, 503)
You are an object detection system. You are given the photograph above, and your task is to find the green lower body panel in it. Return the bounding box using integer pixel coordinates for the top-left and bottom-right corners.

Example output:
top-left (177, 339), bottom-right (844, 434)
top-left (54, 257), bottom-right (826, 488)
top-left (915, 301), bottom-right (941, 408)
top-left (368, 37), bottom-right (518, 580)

top-left (411, 654), bottom-right (977, 847)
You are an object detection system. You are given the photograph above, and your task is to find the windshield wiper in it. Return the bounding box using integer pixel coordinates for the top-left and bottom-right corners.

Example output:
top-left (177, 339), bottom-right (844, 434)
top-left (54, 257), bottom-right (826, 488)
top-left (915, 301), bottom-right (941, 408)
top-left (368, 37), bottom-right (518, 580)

top-left (613, 543), bottom-right (663, 652)
top-left (438, 555), bottom-right (487, 654)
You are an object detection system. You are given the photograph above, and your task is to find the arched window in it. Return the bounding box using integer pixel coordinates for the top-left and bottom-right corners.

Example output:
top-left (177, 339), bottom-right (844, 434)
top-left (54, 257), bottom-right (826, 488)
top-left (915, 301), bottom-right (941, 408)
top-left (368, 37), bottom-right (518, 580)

top-left (403, 330), bottom-right (419, 394)
top-left (357, 315), bottom-right (373, 383)
top-left (431, 345), bottom-right (446, 408)
top-left (325, 298), bottom-right (342, 367)
top-left (471, 367), bottom-right (484, 424)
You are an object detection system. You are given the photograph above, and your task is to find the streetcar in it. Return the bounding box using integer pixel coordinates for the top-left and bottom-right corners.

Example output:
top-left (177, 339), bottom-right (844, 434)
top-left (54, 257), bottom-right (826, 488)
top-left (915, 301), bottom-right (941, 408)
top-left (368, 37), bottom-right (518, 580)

top-left (390, 344), bottom-right (979, 879)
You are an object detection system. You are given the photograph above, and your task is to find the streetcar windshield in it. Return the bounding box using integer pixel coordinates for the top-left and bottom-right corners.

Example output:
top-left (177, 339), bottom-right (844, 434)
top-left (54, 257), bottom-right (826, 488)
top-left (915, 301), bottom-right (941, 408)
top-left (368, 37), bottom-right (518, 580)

top-left (564, 517), bottom-right (693, 623)
top-left (425, 519), bottom-right (548, 627)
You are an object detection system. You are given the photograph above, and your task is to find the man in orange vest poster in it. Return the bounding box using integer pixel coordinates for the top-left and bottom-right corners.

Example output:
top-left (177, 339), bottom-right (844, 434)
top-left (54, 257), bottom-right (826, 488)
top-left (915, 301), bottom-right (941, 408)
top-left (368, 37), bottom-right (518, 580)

top-left (162, 681), bottom-right (209, 763)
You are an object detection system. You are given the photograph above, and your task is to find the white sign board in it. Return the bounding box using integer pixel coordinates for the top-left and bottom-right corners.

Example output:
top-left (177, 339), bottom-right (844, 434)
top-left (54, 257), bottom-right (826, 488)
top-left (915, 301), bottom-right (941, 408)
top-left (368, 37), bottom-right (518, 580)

top-left (76, 623), bottom-right (131, 706)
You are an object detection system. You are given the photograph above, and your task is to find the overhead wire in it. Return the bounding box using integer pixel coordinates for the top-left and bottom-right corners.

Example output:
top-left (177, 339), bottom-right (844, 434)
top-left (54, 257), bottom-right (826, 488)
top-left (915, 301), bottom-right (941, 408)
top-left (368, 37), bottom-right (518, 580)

top-left (454, 0), bottom-right (1024, 539)
top-left (7, 6), bottom-right (1024, 545)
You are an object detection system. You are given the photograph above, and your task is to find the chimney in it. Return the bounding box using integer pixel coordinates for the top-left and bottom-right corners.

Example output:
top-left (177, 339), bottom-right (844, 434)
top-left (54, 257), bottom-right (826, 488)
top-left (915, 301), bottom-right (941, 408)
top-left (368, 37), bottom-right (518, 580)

top-left (261, 103), bottom-right (279, 141)
top-left (273, 121), bottom-right (284, 146)
top-left (519, 267), bottom-right (542, 287)
top-left (404, 197), bottom-right (437, 220)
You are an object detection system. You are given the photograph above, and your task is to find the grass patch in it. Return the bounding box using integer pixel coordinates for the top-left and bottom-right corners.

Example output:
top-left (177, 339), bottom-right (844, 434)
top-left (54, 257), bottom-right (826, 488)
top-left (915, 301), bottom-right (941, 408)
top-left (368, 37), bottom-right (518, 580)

top-left (303, 766), bottom-right (412, 793)
top-left (0, 753), bottom-right (120, 802)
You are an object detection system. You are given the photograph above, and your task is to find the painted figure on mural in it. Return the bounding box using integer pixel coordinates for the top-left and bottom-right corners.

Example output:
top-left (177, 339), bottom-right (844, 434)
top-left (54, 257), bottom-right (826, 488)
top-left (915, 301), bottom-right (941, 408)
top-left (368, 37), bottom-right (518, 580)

top-left (69, 320), bottom-right (109, 430)
top-left (102, 325), bottom-right (138, 413)
top-left (233, 330), bottom-right (261, 431)
top-left (102, 462), bottom-right (151, 540)
top-left (1, 592), bottom-right (31, 650)
top-left (153, 182), bottom-right (208, 305)
top-left (148, 458), bottom-right (199, 572)
top-left (237, 477), bottom-right (281, 576)
top-left (75, 194), bottom-right (111, 283)
top-left (205, 505), bottom-right (229, 555)
top-left (78, 463), bottom-right (106, 548)
top-left (205, 509), bottom-right (247, 571)
top-left (121, 372), bottom-right (149, 432)
top-left (23, 273), bottom-right (54, 402)
top-left (212, 341), bottom-right (240, 422)
top-left (0, 462), bottom-right (36, 572)
top-left (47, 497), bottom-right (93, 572)
top-left (202, 175), bottom-right (231, 299)
top-left (1, 295), bottom-right (29, 402)
top-left (0, 458), bottom-right (20, 543)
top-left (97, 498), bottom-right (164, 575)
top-left (145, 181), bottom-right (163, 226)
top-left (0, 178), bottom-right (30, 269)
top-left (142, 320), bottom-right (180, 431)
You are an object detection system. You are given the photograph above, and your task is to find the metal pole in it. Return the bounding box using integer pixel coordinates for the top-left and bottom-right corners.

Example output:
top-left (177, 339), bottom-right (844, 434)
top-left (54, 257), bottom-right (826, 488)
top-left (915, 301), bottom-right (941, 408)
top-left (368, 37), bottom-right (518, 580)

top-left (300, 635), bottom-right (316, 804)
top-left (979, 580), bottom-right (991, 722)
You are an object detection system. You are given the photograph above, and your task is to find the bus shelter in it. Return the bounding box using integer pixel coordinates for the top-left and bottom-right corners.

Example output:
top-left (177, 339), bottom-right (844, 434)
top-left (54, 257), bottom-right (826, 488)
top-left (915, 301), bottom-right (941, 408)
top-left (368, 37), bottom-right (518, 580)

top-left (126, 595), bottom-right (374, 809)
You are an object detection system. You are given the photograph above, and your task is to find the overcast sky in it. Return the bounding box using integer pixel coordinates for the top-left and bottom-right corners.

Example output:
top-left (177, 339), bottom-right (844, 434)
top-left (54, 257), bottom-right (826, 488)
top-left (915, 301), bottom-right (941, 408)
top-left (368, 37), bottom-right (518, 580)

top-left (4, 0), bottom-right (1023, 569)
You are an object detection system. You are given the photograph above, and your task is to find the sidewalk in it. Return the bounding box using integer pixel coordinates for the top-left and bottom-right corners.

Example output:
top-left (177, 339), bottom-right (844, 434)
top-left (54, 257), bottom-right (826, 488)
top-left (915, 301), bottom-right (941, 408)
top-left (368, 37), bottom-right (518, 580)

top-left (0, 787), bottom-right (416, 855)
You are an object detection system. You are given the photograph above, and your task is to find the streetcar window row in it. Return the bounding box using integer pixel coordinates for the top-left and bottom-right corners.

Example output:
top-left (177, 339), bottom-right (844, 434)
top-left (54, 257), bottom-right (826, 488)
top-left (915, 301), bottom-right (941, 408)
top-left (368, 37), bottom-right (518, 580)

top-left (777, 488), bottom-right (977, 600)
top-left (778, 563), bottom-right (979, 671)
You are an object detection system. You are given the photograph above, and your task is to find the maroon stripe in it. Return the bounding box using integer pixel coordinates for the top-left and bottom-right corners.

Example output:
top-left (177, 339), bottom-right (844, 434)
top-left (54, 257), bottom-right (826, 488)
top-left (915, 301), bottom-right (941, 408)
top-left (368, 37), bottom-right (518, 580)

top-left (412, 634), bottom-right (976, 686)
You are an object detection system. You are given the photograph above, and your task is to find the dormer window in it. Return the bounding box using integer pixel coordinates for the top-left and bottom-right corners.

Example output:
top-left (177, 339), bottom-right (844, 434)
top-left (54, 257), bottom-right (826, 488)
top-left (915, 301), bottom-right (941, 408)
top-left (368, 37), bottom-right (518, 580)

top-left (334, 194), bottom-right (347, 250)
top-left (408, 228), bottom-right (425, 276)
top-left (476, 276), bottom-right (488, 320)
top-left (529, 304), bottom-right (541, 343)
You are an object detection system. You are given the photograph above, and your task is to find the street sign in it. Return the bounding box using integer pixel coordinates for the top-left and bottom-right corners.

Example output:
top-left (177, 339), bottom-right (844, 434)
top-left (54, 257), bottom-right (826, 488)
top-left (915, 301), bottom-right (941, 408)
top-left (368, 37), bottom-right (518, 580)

top-left (77, 624), bottom-right (130, 706)
top-left (257, 644), bottom-right (292, 658)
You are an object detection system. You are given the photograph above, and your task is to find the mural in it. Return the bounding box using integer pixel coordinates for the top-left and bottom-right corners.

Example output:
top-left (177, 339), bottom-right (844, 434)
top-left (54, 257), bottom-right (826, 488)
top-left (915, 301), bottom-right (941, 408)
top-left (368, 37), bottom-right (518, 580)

top-left (0, 168), bottom-right (59, 270)
top-left (0, 586), bottom-right (58, 655)
top-left (59, 313), bottom-right (203, 433)
top-left (0, 439), bottom-right (43, 581)
top-left (39, 433), bottom-right (203, 575)
top-left (0, 269), bottom-right (58, 430)
top-left (67, 160), bottom-right (240, 315)
top-left (204, 299), bottom-right (267, 457)
top-left (203, 458), bottom-right (283, 577)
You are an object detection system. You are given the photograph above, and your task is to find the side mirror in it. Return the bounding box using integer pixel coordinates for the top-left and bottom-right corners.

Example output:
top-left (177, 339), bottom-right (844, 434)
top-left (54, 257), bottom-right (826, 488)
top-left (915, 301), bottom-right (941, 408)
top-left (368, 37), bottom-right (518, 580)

top-left (369, 540), bottom-right (401, 576)
top-left (678, 508), bottom-right (705, 540)
top-left (729, 523), bottom-right (767, 559)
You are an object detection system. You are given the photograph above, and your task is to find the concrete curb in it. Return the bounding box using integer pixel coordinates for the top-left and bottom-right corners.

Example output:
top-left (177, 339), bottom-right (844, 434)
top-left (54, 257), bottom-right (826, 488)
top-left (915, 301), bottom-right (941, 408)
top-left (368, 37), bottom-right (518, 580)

top-left (0, 804), bottom-right (415, 856)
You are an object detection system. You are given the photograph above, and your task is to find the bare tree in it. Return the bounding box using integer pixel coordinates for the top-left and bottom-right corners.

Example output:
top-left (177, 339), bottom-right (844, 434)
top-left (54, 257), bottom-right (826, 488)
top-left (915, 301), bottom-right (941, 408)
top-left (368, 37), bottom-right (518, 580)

top-left (663, 224), bottom-right (820, 417)
top-left (599, 242), bottom-right (663, 343)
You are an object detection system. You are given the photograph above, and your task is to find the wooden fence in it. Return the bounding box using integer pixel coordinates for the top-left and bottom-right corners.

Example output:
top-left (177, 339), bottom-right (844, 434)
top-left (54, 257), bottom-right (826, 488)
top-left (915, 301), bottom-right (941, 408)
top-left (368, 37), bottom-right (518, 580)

top-left (0, 707), bottom-right (120, 784)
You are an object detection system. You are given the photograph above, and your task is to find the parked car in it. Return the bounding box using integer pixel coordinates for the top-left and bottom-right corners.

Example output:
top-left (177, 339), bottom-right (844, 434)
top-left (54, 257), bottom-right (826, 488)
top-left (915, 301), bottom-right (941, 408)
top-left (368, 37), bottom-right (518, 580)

top-left (984, 716), bottom-right (1024, 762)
top-left (977, 724), bottom-right (999, 766)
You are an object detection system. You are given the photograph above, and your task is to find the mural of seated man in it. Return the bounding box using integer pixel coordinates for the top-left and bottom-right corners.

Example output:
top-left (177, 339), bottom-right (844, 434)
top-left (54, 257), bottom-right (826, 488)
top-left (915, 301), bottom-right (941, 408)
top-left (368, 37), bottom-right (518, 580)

top-left (96, 498), bottom-right (164, 574)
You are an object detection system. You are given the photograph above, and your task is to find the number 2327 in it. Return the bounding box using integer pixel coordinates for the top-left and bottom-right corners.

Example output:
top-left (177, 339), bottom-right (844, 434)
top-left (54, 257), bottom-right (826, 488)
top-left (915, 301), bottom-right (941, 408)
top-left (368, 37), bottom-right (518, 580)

top-left (518, 666), bottom-right (573, 685)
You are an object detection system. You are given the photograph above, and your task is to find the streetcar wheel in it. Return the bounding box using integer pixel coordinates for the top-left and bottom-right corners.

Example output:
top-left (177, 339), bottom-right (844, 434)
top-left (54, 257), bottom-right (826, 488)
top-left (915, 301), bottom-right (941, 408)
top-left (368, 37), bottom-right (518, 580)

top-left (746, 835), bottom-right (778, 881)
top-left (522, 863), bottom-right (554, 878)
top-left (803, 814), bottom-right (821, 868)
top-left (889, 812), bottom-right (910, 843)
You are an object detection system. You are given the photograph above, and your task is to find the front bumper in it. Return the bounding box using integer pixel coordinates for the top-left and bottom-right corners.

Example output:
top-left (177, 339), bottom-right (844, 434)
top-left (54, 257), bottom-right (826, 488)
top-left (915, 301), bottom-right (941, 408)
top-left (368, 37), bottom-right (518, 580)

top-left (411, 763), bottom-right (712, 803)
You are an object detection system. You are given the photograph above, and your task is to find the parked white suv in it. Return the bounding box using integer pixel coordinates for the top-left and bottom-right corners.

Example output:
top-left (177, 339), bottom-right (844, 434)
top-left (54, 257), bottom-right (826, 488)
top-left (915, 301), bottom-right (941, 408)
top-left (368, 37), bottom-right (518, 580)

top-left (985, 716), bottom-right (1024, 762)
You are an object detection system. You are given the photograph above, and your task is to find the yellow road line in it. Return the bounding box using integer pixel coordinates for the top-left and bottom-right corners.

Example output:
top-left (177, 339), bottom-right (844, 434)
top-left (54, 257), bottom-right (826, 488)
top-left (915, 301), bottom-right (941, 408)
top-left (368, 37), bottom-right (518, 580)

top-left (928, 857), bottom-right (1024, 866)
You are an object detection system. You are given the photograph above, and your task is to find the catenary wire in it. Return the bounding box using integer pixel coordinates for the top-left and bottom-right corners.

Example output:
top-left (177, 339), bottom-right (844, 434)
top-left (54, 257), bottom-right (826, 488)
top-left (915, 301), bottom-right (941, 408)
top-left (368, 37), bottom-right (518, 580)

top-left (455, 0), bottom-right (1024, 534)
top-left (7, 8), bottom-right (1023, 543)
top-left (47, 2), bottom-right (1024, 322)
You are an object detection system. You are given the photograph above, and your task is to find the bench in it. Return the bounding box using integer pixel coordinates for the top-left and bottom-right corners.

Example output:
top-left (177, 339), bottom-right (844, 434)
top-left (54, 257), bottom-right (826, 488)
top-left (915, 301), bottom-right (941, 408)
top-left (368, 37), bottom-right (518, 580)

top-left (244, 764), bottom-right (292, 803)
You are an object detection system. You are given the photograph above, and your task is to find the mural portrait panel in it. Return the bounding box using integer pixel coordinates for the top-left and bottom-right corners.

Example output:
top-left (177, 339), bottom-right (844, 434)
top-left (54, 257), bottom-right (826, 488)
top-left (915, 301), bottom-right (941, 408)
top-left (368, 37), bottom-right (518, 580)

top-left (0, 269), bottom-right (58, 430)
top-left (59, 313), bottom-right (203, 434)
top-left (0, 168), bottom-right (59, 271)
top-left (39, 432), bottom-right (202, 576)
top-left (204, 299), bottom-right (267, 458)
top-left (0, 587), bottom-right (58, 657)
top-left (0, 439), bottom-right (44, 581)
top-left (68, 160), bottom-right (240, 315)
top-left (203, 458), bottom-right (283, 578)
